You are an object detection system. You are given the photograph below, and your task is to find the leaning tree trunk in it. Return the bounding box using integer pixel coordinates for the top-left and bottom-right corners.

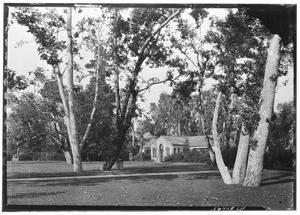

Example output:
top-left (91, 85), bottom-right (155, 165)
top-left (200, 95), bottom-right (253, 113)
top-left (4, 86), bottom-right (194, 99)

top-left (232, 115), bottom-right (242, 147)
top-left (66, 7), bottom-right (83, 173)
top-left (212, 92), bottom-right (232, 184)
top-left (243, 34), bottom-right (281, 187)
top-left (63, 149), bottom-right (73, 164)
top-left (232, 124), bottom-right (249, 184)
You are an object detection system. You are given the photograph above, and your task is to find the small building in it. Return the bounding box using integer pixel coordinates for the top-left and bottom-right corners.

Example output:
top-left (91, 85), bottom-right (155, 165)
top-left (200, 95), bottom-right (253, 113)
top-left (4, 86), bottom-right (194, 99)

top-left (150, 135), bottom-right (213, 162)
top-left (142, 138), bottom-right (157, 153)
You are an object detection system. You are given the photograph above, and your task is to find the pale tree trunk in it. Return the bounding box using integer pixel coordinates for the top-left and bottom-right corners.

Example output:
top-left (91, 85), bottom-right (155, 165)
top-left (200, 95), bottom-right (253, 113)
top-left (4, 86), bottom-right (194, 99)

top-left (212, 92), bottom-right (232, 184)
top-left (233, 115), bottom-right (242, 147)
top-left (54, 121), bottom-right (73, 164)
top-left (232, 124), bottom-right (249, 184)
top-left (66, 7), bottom-right (83, 173)
top-left (79, 37), bottom-right (101, 150)
top-left (198, 86), bottom-right (215, 165)
top-left (243, 34), bottom-right (281, 187)
top-left (63, 150), bottom-right (73, 164)
top-left (140, 139), bottom-right (143, 163)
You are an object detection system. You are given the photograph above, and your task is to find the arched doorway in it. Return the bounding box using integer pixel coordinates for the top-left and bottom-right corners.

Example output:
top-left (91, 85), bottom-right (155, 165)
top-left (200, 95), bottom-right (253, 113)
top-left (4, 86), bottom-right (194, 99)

top-left (159, 144), bottom-right (164, 162)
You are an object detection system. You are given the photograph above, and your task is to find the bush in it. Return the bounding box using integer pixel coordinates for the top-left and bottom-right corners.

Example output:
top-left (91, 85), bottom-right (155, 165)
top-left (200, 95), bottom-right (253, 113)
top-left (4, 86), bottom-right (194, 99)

top-left (264, 147), bottom-right (294, 171)
top-left (38, 151), bottom-right (65, 161)
top-left (19, 152), bottom-right (40, 161)
top-left (133, 152), bottom-right (151, 161)
top-left (164, 149), bottom-right (211, 164)
top-left (221, 147), bottom-right (238, 168)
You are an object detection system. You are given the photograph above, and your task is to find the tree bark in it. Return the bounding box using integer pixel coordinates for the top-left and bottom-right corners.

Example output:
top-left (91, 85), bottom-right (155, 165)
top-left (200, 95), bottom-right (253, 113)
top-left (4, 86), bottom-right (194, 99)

top-left (232, 124), bottom-right (249, 184)
top-left (63, 149), bottom-right (73, 164)
top-left (212, 92), bottom-right (232, 184)
top-left (243, 34), bottom-right (281, 187)
top-left (79, 38), bottom-right (101, 150)
top-left (198, 85), bottom-right (215, 165)
top-left (233, 115), bottom-right (242, 147)
top-left (66, 7), bottom-right (83, 173)
top-left (102, 9), bottom-right (182, 170)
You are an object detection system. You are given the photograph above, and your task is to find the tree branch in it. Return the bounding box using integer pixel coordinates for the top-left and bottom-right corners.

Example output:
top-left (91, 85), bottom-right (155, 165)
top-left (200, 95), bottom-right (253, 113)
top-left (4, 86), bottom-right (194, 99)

top-left (121, 9), bottom-right (183, 119)
top-left (138, 74), bottom-right (181, 93)
top-left (79, 38), bottom-right (101, 150)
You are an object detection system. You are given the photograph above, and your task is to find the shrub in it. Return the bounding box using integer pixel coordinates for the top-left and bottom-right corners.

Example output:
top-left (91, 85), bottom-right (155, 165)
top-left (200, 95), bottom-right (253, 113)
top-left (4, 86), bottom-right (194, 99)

top-left (264, 147), bottom-right (294, 171)
top-left (165, 149), bottom-right (211, 164)
top-left (19, 152), bottom-right (40, 161)
top-left (133, 152), bottom-right (151, 161)
top-left (38, 151), bottom-right (65, 161)
top-left (221, 147), bottom-right (238, 168)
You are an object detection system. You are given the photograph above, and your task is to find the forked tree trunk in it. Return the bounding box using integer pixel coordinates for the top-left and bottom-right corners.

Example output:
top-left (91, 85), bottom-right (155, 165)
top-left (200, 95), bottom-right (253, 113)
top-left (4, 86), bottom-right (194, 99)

top-left (232, 124), bottom-right (249, 184)
top-left (243, 34), bottom-right (281, 187)
top-left (101, 9), bottom-right (183, 170)
top-left (212, 92), bottom-right (232, 184)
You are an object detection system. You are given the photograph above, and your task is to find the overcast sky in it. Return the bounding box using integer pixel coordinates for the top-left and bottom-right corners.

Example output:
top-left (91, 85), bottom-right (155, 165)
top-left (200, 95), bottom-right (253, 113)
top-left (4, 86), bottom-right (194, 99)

top-left (6, 6), bottom-right (294, 113)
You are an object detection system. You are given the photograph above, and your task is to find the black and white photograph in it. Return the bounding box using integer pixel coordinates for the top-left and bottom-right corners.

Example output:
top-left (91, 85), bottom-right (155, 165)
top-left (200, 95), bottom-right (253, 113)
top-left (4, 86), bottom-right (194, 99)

top-left (2, 1), bottom-right (297, 211)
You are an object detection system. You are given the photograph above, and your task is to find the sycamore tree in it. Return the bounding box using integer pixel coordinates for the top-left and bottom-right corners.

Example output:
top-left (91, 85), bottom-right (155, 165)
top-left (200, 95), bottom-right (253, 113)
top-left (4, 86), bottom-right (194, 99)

top-left (206, 9), bottom-right (272, 184)
top-left (169, 8), bottom-right (217, 164)
top-left (242, 5), bottom-right (295, 187)
top-left (11, 6), bottom-right (110, 172)
top-left (101, 7), bottom-right (183, 170)
top-left (207, 7), bottom-right (294, 186)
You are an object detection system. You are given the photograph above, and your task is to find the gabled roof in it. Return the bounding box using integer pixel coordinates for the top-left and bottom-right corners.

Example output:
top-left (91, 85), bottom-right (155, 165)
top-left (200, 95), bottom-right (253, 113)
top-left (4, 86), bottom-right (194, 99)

top-left (188, 135), bottom-right (213, 148)
top-left (159, 135), bottom-right (213, 148)
top-left (143, 135), bottom-right (213, 149)
top-left (143, 138), bottom-right (157, 149)
top-left (160, 136), bottom-right (186, 146)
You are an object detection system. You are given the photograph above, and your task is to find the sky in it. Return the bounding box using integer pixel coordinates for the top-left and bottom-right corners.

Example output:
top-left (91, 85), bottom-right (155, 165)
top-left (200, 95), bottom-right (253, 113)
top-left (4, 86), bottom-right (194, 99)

top-left (6, 6), bottom-right (294, 114)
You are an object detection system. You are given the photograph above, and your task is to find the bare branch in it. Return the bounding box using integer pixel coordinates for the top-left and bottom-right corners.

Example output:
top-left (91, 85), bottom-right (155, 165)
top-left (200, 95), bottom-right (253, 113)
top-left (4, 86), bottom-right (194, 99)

top-left (138, 74), bottom-right (181, 93)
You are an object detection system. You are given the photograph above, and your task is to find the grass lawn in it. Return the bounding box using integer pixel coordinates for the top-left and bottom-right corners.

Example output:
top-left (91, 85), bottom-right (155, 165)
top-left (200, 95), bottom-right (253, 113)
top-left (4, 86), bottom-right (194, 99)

top-left (4, 161), bottom-right (295, 210)
top-left (6, 161), bottom-right (218, 179)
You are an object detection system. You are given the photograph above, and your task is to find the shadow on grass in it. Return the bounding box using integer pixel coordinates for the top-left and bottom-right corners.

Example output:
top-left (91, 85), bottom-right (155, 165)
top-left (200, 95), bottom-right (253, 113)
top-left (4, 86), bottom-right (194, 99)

top-left (186, 173), bottom-right (221, 180)
top-left (9, 174), bottom-right (180, 187)
top-left (9, 191), bottom-right (65, 199)
top-left (8, 163), bottom-right (218, 179)
top-left (261, 171), bottom-right (295, 186)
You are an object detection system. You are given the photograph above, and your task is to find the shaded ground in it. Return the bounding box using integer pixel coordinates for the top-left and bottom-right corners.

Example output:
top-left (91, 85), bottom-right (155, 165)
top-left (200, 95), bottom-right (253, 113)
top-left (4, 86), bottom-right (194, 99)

top-left (6, 161), bottom-right (218, 179)
top-left (4, 161), bottom-right (295, 210)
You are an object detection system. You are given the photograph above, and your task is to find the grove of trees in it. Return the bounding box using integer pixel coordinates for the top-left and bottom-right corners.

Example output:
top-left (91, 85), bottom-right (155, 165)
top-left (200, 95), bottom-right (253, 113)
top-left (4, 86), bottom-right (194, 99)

top-left (5, 4), bottom-right (295, 187)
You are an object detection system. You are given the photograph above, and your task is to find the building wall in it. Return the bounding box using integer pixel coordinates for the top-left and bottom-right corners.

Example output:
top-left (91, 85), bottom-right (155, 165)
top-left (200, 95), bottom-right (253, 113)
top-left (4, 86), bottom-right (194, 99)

top-left (151, 138), bottom-right (187, 162)
top-left (151, 138), bottom-right (174, 162)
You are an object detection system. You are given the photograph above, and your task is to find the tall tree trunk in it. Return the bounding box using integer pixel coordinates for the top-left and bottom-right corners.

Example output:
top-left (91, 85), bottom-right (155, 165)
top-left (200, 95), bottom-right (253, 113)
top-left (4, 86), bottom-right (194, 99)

top-left (79, 38), bottom-right (101, 150)
top-left (198, 86), bottom-right (215, 165)
top-left (63, 149), bottom-right (73, 164)
top-left (66, 7), bottom-right (83, 173)
top-left (178, 121), bottom-right (181, 136)
top-left (233, 115), bottom-right (242, 147)
top-left (243, 34), bottom-right (281, 187)
top-left (101, 9), bottom-right (182, 170)
top-left (232, 124), bottom-right (249, 184)
top-left (212, 92), bottom-right (232, 184)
